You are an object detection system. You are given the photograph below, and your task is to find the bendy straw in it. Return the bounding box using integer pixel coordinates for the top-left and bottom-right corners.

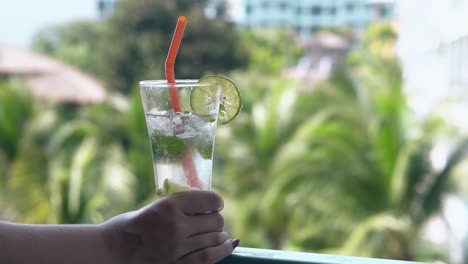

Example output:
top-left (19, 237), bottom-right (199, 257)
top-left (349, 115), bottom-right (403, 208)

top-left (165, 16), bottom-right (201, 189)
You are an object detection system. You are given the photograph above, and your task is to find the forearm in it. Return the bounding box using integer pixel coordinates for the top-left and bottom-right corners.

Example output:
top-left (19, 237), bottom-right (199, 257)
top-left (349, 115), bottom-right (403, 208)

top-left (0, 221), bottom-right (114, 264)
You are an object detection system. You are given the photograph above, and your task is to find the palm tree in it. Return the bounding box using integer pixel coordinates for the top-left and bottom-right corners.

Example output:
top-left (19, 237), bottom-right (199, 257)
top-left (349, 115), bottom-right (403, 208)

top-left (0, 80), bottom-right (34, 165)
top-left (216, 23), bottom-right (468, 261)
top-left (125, 88), bottom-right (157, 205)
top-left (41, 101), bottom-right (138, 223)
top-left (0, 80), bottom-right (38, 221)
top-left (1, 80), bottom-right (141, 224)
top-left (214, 74), bottom-right (325, 249)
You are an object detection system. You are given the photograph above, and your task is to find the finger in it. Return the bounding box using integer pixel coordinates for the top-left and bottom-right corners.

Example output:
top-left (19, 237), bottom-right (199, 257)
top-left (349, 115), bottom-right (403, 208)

top-left (181, 232), bottom-right (228, 257)
top-left (186, 212), bottom-right (224, 236)
top-left (178, 239), bottom-right (234, 264)
top-left (171, 191), bottom-right (224, 215)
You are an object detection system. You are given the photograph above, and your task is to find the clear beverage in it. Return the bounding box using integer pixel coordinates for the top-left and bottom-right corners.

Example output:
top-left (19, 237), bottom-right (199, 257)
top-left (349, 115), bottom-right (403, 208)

top-left (145, 110), bottom-right (217, 194)
top-left (140, 80), bottom-right (220, 196)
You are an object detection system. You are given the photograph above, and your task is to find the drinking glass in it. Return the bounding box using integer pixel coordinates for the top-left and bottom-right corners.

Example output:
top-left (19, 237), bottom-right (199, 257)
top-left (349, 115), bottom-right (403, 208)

top-left (140, 80), bottom-right (220, 196)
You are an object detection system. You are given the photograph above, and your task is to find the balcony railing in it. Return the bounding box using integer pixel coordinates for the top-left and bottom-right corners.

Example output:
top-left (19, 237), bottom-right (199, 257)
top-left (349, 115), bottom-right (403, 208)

top-left (219, 247), bottom-right (426, 264)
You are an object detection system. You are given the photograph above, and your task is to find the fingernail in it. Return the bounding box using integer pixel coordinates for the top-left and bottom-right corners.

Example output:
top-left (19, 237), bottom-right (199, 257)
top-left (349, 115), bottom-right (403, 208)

top-left (230, 238), bottom-right (240, 249)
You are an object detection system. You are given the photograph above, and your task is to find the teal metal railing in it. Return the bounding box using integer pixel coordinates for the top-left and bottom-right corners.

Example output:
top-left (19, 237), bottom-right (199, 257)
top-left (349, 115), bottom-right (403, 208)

top-left (219, 247), bottom-right (426, 264)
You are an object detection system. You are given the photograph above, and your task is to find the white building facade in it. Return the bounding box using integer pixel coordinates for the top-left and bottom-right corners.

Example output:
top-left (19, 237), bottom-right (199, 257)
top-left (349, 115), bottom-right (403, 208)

top-left (216, 0), bottom-right (395, 37)
top-left (397, 0), bottom-right (468, 126)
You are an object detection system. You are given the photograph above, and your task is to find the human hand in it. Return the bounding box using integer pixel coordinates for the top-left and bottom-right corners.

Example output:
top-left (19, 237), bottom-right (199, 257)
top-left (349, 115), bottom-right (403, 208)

top-left (100, 191), bottom-right (237, 264)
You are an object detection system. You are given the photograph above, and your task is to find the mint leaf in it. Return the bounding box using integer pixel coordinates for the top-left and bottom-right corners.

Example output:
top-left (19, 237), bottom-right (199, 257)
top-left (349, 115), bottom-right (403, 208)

top-left (151, 134), bottom-right (186, 162)
top-left (196, 144), bottom-right (213, 159)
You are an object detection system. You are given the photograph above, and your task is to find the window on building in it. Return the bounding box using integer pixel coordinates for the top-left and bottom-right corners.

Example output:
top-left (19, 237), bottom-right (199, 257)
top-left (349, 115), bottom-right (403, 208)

top-left (98, 0), bottom-right (105, 12)
top-left (346, 3), bottom-right (355, 12)
top-left (246, 4), bottom-right (252, 15)
top-left (311, 6), bottom-right (322, 15)
top-left (380, 6), bottom-right (389, 17)
top-left (329, 6), bottom-right (337, 15)
top-left (262, 1), bottom-right (269, 9)
top-left (297, 7), bottom-right (302, 15)
top-left (279, 2), bottom-right (288, 10)
top-left (97, 0), bottom-right (115, 17)
top-left (347, 22), bottom-right (357, 29)
top-left (311, 26), bottom-right (319, 34)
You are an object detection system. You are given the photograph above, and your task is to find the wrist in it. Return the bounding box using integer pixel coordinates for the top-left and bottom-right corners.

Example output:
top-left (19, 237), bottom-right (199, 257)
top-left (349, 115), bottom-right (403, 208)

top-left (98, 222), bottom-right (127, 264)
top-left (99, 213), bottom-right (142, 264)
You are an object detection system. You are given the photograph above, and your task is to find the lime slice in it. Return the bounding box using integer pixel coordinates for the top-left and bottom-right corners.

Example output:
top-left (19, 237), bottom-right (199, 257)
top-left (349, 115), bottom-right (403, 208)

top-left (192, 75), bottom-right (242, 124)
top-left (157, 178), bottom-right (191, 197)
top-left (164, 178), bottom-right (191, 194)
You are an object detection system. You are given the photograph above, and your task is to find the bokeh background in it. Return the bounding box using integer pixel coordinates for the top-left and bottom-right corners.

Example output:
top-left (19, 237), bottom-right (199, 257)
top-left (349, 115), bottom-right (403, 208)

top-left (1, 0), bottom-right (468, 263)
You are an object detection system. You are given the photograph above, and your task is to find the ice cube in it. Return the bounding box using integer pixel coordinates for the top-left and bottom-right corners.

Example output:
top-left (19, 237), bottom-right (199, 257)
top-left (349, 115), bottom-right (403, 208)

top-left (146, 110), bottom-right (173, 136)
top-left (173, 113), bottom-right (204, 139)
top-left (188, 114), bottom-right (207, 132)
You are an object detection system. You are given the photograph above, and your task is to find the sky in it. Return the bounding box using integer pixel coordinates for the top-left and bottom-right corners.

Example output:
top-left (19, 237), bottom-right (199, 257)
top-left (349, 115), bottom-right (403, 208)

top-left (0, 0), bottom-right (98, 48)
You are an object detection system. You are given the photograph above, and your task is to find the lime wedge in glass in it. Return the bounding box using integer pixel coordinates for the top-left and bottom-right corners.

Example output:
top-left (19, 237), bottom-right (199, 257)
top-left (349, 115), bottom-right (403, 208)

top-left (156, 178), bottom-right (192, 197)
top-left (192, 75), bottom-right (242, 124)
top-left (163, 178), bottom-right (191, 195)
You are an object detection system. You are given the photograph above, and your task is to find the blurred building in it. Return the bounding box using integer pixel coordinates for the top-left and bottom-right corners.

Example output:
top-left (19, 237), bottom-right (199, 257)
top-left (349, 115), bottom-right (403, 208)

top-left (286, 32), bottom-right (351, 84)
top-left (208, 0), bottom-right (395, 84)
top-left (0, 43), bottom-right (106, 104)
top-left (210, 0), bottom-right (395, 37)
top-left (397, 0), bottom-right (468, 123)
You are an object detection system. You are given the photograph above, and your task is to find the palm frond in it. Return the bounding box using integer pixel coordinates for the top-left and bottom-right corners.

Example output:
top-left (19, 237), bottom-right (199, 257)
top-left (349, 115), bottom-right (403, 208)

top-left (340, 213), bottom-right (412, 259)
top-left (0, 81), bottom-right (34, 160)
top-left (414, 138), bottom-right (468, 221)
top-left (67, 138), bottom-right (97, 220)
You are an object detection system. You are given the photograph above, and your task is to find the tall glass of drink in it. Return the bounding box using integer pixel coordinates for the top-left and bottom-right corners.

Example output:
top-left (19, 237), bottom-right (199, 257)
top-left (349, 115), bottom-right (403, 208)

top-left (140, 80), bottom-right (221, 196)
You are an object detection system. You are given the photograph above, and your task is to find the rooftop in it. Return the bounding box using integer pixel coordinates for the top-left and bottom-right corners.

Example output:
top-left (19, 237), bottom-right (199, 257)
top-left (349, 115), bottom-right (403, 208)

top-left (302, 33), bottom-right (351, 51)
top-left (0, 43), bottom-right (106, 104)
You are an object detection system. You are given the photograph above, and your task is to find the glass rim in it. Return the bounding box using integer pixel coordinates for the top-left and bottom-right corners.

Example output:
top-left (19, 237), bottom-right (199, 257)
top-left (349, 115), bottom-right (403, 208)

top-left (139, 79), bottom-right (216, 88)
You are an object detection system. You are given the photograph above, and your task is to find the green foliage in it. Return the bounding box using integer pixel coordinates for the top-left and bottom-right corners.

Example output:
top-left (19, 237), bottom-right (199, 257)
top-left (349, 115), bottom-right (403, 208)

top-left (8, 141), bottom-right (50, 223)
top-left (0, 149), bottom-right (7, 186)
top-left (339, 214), bottom-right (413, 259)
top-left (98, 0), bottom-right (248, 94)
top-left (412, 241), bottom-right (450, 263)
top-left (3, 14), bottom-right (465, 263)
top-left (214, 22), bottom-right (468, 262)
top-left (240, 28), bottom-right (304, 75)
top-left (318, 26), bottom-right (355, 40)
top-left (43, 101), bottom-right (137, 223)
top-left (126, 88), bottom-right (155, 204)
top-left (0, 81), bottom-right (34, 160)
top-left (214, 77), bottom-right (325, 249)
top-left (0, 81), bottom-right (140, 223)
top-left (32, 0), bottom-right (247, 94)
top-left (32, 21), bottom-right (103, 76)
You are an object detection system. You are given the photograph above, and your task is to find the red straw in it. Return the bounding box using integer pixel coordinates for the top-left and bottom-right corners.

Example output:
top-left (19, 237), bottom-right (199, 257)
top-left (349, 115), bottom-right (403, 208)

top-left (165, 16), bottom-right (201, 189)
top-left (165, 16), bottom-right (186, 112)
